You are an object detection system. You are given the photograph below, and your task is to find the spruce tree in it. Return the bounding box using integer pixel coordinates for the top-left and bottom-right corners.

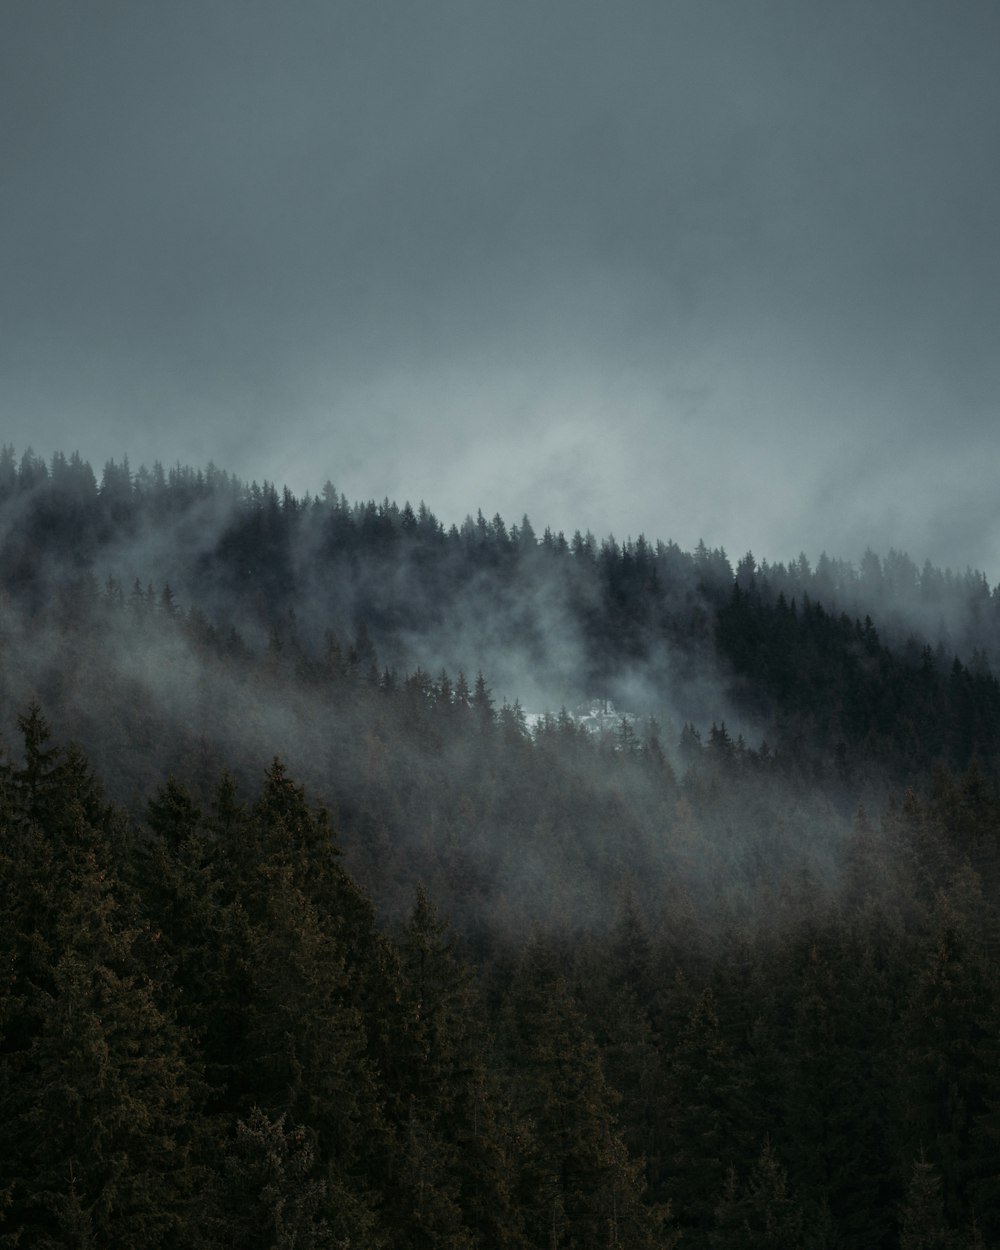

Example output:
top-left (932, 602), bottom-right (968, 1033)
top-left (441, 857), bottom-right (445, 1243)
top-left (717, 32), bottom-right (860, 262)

top-left (900, 880), bottom-right (993, 1226)
top-left (503, 953), bottom-right (671, 1250)
top-left (207, 1108), bottom-right (337, 1250)
top-left (898, 1155), bottom-right (959, 1250)
top-left (0, 711), bottom-right (203, 1248)
top-left (659, 986), bottom-right (750, 1242)
top-left (710, 1139), bottom-right (828, 1250)
top-left (386, 886), bottom-right (525, 1248)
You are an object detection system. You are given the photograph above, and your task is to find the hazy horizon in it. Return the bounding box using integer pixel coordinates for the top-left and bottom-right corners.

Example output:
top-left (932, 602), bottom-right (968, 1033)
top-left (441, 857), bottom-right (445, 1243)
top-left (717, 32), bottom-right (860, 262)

top-left (4, 3), bottom-right (1000, 575)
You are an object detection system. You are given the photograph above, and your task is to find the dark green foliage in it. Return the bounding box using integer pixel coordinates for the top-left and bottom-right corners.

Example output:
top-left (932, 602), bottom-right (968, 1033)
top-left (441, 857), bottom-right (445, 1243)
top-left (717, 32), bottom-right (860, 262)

top-left (384, 887), bottom-right (524, 1249)
top-left (898, 1155), bottom-right (959, 1250)
top-left (0, 712), bottom-right (201, 1248)
top-left (899, 879), bottom-right (995, 1229)
top-left (208, 1109), bottom-right (334, 1250)
top-left (7, 450), bottom-right (1000, 1246)
top-left (711, 1139), bottom-right (827, 1250)
top-left (502, 950), bottom-right (671, 1249)
top-left (659, 986), bottom-right (751, 1243)
top-left (775, 930), bottom-right (899, 1246)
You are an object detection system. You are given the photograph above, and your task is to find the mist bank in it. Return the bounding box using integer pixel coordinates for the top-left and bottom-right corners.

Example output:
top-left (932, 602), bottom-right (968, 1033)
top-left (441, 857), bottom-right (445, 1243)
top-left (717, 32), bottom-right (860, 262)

top-left (5, 446), bottom-right (1000, 798)
top-left (2, 446), bottom-right (1000, 937)
top-left (0, 581), bottom-right (852, 938)
top-left (4, 446), bottom-right (1000, 708)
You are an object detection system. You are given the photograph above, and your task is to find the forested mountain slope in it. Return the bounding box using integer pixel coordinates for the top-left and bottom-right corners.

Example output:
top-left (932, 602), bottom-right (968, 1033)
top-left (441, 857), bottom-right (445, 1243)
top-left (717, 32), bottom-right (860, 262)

top-left (3, 447), bottom-right (1000, 1246)
top-left (4, 446), bottom-right (1000, 796)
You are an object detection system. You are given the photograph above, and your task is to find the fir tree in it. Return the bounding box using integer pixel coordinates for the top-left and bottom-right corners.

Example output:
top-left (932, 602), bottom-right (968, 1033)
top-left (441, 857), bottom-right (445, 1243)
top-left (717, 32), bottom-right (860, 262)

top-left (503, 954), bottom-right (670, 1250)
top-left (0, 711), bottom-right (203, 1248)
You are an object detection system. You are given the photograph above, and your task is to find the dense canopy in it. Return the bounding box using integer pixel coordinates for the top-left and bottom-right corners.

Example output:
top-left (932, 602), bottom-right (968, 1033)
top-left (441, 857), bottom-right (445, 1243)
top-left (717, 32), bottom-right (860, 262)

top-left (2, 448), bottom-right (1000, 1245)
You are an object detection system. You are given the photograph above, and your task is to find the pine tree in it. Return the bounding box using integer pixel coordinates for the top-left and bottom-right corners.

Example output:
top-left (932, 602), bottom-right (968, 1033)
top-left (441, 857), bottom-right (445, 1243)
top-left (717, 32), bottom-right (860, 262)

top-left (582, 895), bottom-right (664, 1194)
top-left (0, 711), bottom-right (203, 1248)
top-left (778, 932), bottom-right (898, 1246)
top-left (138, 777), bottom-right (243, 1116)
top-left (385, 886), bottom-right (525, 1248)
top-left (207, 1108), bottom-right (337, 1250)
top-left (710, 1139), bottom-right (828, 1249)
top-left (503, 953), bottom-right (671, 1249)
top-left (900, 879), bottom-right (993, 1226)
top-left (659, 986), bottom-right (750, 1242)
top-left (898, 1155), bottom-right (959, 1250)
top-left (213, 760), bottom-right (390, 1243)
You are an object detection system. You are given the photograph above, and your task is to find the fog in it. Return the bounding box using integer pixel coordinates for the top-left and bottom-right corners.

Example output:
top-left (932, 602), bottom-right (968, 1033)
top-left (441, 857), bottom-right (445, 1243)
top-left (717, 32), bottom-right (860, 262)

top-left (0, 453), bottom-right (873, 930)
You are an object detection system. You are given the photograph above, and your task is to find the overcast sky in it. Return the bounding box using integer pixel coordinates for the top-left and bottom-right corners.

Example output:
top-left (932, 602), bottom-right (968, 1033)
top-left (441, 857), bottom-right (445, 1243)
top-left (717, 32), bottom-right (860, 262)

top-left (3, 1), bottom-right (1000, 573)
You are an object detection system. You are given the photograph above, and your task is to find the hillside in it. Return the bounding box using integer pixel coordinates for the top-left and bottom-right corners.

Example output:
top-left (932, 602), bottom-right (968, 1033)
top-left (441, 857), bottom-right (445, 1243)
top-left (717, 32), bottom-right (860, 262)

top-left (3, 448), bottom-right (1000, 1246)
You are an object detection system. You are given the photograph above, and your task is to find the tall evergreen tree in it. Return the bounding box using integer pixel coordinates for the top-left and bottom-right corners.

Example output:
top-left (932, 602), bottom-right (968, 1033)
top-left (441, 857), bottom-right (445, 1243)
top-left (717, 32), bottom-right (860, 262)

top-left (207, 1108), bottom-right (337, 1250)
top-left (710, 1139), bottom-right (828, 1250)
top-left (659, 986), bottom-right (750, 1244)
top-left (0, 711), bottom-right (203, 1248)
top-left (503, 953), bottom-right (670, 1250)
top-left (386, 886), bottom-right (525, 1249)
top-left (898, 1155), bottom-right (959, 1250)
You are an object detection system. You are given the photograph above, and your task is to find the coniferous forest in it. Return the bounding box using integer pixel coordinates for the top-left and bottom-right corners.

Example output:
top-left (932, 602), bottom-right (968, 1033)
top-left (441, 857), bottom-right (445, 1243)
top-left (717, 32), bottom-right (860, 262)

top-left (5, 447), bottom-right (1000, 1247)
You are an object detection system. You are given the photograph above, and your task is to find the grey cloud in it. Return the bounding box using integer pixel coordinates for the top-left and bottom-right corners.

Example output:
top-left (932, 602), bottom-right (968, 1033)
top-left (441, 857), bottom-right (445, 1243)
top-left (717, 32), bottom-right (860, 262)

top-left (2, 1), bottom-right (1000, 574)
